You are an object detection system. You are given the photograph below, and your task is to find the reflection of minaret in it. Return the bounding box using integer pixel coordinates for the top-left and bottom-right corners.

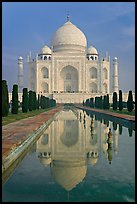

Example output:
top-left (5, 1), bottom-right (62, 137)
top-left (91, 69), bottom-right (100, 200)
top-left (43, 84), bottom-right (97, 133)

top-left (112, 57), bottom-right (118, 94)
top-left (114, 128), bottom-right (119, 155)
top-left (18, 56), bottom-right (23, 92)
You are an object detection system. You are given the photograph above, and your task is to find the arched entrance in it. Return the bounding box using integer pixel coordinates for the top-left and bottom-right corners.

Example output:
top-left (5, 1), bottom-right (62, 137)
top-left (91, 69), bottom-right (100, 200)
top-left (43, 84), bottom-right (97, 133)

top-left (60, 66), bottom-right (78, 93)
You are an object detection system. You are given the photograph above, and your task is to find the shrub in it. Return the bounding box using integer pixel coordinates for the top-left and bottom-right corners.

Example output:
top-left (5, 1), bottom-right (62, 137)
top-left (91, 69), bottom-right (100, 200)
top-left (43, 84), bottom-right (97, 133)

top-left (119, 90), bottom-right (123, 111)
top-left (28, 90), bottom-right (33, 111)
top-left (2, 80), bottom-right (9, 117)
top-left (22, 88), bottom-right (28, 113)
top-left (127, 90), bottom-right (134, 112)
top-left (11, 84), bottom-right (18, 114)
top-left (113, 92), bottom-right (117, 110)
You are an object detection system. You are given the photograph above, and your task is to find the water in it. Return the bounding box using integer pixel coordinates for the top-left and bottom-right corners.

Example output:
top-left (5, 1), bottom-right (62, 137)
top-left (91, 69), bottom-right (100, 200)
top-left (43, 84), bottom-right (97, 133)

top-left (2, 107), bottom-right (135, 202)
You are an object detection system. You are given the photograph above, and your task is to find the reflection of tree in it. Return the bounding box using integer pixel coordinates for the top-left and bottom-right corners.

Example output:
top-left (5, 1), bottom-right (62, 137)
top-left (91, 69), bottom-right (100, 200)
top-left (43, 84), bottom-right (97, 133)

top-left (95, 114), bottom-right (102, 123)
top-left (107, 146), bottom-right (112, 164)
top-left (113, 122), bottom-right (117, 131)
top-left (128, 128), bottom-right (133, 137)
top-left (107, 131), bottom-right (113, 164)
top-left (90, 112), bottom-right (94, 119)
top-left (79, 112), bottom-right (82, 121)
top-left (104, 119), bottom-right (107, 125)
top-left (106, 121), bottom-right (109, 127)
top-left (85, 110), bottom-right (90, 116)
top-left (119, 124), bottom-right (123, 135)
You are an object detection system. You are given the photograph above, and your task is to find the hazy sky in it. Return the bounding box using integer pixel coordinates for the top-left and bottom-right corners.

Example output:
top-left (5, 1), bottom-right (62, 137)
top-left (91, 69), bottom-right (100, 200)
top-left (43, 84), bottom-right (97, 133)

top-left (2, 2), bottom-right (135, 93)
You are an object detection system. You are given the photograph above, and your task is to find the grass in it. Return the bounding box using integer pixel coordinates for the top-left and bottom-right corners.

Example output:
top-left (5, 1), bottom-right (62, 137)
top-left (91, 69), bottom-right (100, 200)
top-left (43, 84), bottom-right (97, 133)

top-left (2, 107), bottom-right (55, 126)
top-left (108, 108), bottom-right (135, 116)
top-left (92, 107), bottom-right (135, 116)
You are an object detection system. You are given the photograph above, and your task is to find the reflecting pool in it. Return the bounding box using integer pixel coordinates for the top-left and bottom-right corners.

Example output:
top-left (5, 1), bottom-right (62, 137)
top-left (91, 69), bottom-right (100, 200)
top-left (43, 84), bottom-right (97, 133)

top-left (2, 107), bottom-right (135, 202)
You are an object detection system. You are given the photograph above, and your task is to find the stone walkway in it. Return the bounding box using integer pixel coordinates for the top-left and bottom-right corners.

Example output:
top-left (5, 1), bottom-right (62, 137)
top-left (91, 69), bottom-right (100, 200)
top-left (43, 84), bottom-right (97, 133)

top-left (76, 106), bottom-right (135, 122)
top-left (2, 106), bottom-right (63, 161)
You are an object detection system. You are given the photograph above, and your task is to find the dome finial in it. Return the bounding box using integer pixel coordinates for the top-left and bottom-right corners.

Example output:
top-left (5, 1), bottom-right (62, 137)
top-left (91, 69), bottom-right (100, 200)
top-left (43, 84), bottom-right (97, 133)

top-left (67, 11), bottom-right (70, 22)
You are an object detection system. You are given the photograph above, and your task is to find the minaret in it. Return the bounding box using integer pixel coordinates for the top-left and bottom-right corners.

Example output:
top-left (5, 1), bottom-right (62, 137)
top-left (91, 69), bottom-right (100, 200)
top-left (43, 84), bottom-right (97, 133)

top-left (112, 57), bottom-right (118, 93)
top-left (67, 11), bottom-right (70, 22)
top-left (18, 56), bottom-right (23, 93)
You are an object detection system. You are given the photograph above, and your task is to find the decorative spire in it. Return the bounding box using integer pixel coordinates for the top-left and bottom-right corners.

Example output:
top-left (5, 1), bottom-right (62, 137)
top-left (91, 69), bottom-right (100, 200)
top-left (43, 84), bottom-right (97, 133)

top-left (67, 11), bottom-right (70, 22)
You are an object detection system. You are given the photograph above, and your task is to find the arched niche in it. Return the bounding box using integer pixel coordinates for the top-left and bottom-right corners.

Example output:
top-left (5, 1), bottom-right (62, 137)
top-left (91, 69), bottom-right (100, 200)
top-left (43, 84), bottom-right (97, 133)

top-left (41, 67), bottom-right (49, 78)
top-left (90, 67), bottom-right (97, 79)
top-left (103, 68), bottom-right (108, 79)
top-left (60, 66), bottom-right (78, 93)
top-left (89, 82), bottom-right (97, 93)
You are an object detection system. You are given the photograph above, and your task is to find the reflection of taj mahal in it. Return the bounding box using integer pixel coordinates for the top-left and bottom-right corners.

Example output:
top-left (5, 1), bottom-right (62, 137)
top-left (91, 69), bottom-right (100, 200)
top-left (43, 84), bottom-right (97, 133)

top-left (17, 16), bottom-right (122, 103)
top-left (36, 109), bottom-right (119, 191)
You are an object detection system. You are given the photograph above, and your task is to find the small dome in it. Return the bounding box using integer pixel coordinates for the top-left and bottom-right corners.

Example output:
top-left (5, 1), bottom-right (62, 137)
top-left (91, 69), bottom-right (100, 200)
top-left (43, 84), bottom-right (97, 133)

top-left (87, 156), bottom-right (98, 166)
top-left (18, 56), bottom-right (23, 60)
top-left (51, 20), bottom-right (87, 53)
top-left (39, 157), bottom-right (51, 166)
top-left (87, 45), bottom-right (98, 55)
top-left (41, 45), bottom-right (52, 54)
top-left (113, 57), bottom-right (118, 62)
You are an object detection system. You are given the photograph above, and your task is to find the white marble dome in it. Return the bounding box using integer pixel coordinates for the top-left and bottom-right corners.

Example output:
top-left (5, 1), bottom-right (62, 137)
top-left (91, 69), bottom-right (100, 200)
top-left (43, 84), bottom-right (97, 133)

top-left (51, 20), bottom-right (87, 53)
top-left (41, 45), bottom-right (52, 54)
top-left (87, 45), bottom-right (98, 55)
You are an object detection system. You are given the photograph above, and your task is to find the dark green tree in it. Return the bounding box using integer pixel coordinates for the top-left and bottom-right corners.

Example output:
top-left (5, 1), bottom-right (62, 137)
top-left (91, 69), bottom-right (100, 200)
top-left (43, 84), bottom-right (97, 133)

top-left (127, 90), bottom-right (134, 112)
top-left (100, 96), bottom-right (103, 109)
top-left (28, 90), bottom-right (33, 111)
top-left (103, 95), bottom-right (107, 109)
top-left (22, 88), bottom-right (28, 113)
top-left (89, 98), bottom-right (94, 108)
top-left (85, 99), bottom-right (90, 107)
top-left (106, 94), bottom-right (110, 109)
top-left (119, 90), bottom-right (123, 111)
top-left (32, 91), bottom-right (37, 110)
top-left (37, 94), bottom-right (40, 109)
top-left (2, 80), bottom-right (9, 117)
top-left (113, 92), bottom-right (117, 110)
top-left (11, 84), bottom-right (18, 114)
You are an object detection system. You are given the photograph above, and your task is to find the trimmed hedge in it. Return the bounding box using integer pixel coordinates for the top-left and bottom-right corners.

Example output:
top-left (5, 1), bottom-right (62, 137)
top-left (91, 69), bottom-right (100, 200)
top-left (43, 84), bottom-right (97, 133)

top-left (2, 80), bottom-right (9, 117)
top-left (22, 88), bottom-right (28, 113)
top-left (11, 84), bottom-right (18, 114)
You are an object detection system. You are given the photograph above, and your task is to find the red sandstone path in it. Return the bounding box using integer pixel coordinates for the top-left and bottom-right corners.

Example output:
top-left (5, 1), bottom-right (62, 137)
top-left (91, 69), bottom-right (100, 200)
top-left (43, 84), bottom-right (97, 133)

top-left (76, 105), bottom-right (135, 122)
top-left (2, 105), bottom-right (63, 161)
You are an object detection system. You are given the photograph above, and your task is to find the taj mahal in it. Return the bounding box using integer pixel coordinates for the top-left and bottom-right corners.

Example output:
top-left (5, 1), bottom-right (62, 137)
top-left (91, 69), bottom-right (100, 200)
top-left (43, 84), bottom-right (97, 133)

top-left (13, 16), bottom-right (134, 104)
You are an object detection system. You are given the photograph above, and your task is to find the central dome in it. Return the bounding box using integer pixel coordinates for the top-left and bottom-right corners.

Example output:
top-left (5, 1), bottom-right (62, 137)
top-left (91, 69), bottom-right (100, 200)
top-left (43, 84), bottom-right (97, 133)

top-left (51, 20), bottom-right (87, 53)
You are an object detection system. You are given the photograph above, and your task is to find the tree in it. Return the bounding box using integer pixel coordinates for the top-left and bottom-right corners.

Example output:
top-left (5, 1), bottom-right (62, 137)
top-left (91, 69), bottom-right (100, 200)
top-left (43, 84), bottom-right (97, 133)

top-left (89, 98), bottom-right (94, 108)
top-left (37, 94), bottom-right (40, 109)
top-left (2, 80), bottom-right (9, 117)
top-left (100, 96), bottom-right (103, 109)
top-left (85, 99), bottom-right (90, 107)
top-left (119, 90), bottom-right (123, 111)
top-left (127, 90), bottom-right (134, 112)
top-left (11, 84), bottom-right (18, 114)
top-left (113, 92), bottom-right (117, 110)
top-left (28, 90), bottom-right (33, 111)
top-left (32, 91), bottom-right (37, 110)
top-left (106, 94), bottom-right (110, 109)
top-left (22, 88), bottom-right (28, 113)
top-left (103, 95), bottom-right (107, 109)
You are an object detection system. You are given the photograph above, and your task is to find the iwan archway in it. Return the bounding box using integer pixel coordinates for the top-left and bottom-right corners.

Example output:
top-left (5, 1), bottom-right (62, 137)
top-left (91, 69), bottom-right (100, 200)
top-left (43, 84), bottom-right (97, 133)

top-left (60, 66), bottom-right (78, 93)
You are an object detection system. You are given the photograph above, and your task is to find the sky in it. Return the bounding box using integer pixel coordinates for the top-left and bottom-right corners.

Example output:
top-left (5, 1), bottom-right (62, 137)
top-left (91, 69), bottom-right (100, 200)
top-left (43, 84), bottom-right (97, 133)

top-left (2, 2), bottom-right (135, 93)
